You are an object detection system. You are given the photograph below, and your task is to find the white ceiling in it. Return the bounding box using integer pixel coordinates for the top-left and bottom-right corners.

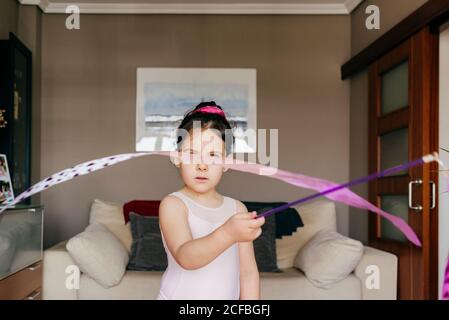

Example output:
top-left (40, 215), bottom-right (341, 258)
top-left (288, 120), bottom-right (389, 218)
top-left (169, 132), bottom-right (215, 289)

top-left (18, 0), bottom-right (364, 14)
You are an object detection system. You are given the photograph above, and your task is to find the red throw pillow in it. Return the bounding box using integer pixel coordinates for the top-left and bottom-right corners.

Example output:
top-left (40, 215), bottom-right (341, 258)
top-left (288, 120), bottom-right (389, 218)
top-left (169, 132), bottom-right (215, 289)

top-left (123, 200), bottom-right (161, 223)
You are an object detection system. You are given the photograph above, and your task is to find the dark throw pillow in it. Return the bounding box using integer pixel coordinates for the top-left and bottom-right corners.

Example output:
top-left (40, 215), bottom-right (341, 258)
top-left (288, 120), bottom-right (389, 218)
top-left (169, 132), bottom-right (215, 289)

top-left (252, 210), bottom-right (282, 273)
top-left (127, 209), bottom-right (281, 273)
top-left (127, 212), bottom-right (167, 271)
top-left (243, 201), bottom-right (304, 239)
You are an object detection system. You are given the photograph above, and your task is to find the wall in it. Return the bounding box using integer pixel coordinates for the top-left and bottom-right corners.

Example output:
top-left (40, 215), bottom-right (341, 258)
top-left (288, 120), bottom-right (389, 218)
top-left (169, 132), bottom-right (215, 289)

top-left (40, 14), bottom-right (351, 248)
top-left (351, 0), bottom-right (429, 56)
top-left (0, 0), bottom-right (18, 39)
top-left (348, 0), bottom-right (429, 244)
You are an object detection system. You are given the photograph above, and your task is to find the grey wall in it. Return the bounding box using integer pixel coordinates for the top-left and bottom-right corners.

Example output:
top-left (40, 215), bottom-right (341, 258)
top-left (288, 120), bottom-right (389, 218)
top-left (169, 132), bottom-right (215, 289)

top-left (0, 0), bottom-right (18, 39)
top-left (348, 0), bottom-right (429, 243)
top-left (40, 14), bottom-right (351, 248)
top-left (351, 0), bottom-right (429, 56)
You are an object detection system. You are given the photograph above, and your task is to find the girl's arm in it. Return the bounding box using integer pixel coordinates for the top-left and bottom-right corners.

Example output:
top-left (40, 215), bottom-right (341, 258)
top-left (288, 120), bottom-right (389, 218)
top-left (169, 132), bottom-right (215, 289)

top-left (159, 195), bottom-right (235, 270)
top-left (238, 241), bottom-right (260, 299)
top-left (236, 201), bottom-right (260, 300)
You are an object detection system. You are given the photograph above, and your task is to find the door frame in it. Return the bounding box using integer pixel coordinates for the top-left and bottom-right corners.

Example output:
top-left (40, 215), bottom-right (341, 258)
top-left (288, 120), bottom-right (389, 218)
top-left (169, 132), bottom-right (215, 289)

top-left (368, 27), bottom-right (439, 300)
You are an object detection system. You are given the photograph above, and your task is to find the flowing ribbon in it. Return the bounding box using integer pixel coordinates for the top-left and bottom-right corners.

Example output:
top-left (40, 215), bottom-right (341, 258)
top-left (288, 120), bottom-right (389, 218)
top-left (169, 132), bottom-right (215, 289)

top-left (444, 255), bottom-right (449, 300)
top-left (0, 151), bottom-right (443, 246)
top-left (438, 148), bottom-right (449, 300)
top-left (255, 155), bottom-right (440, 246)
top-left (0, 150), bottom-right (447, 297)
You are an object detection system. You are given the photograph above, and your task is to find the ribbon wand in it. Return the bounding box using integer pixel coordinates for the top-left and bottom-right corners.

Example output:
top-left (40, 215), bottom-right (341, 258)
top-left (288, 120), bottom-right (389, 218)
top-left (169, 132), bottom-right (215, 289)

top-left (257, 152), bottom-right (444, 247)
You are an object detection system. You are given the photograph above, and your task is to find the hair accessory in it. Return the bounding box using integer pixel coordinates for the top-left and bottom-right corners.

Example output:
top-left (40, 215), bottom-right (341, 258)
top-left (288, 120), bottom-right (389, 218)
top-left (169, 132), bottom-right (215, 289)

top-left (191, 105), bottom-right (226, 117)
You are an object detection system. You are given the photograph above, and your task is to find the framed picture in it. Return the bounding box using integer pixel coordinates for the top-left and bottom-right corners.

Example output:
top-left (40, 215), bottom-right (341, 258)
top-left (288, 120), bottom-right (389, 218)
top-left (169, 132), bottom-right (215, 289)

top-left (0, 154), bottom-right (14, 205)
top-left (136, 68), bottom-right (257, 153)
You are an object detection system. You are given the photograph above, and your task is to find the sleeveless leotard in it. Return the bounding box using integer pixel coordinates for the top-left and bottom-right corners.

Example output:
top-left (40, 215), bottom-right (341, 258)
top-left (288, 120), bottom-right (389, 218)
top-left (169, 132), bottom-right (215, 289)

top-left (156, 191), bottom-right (240, 300)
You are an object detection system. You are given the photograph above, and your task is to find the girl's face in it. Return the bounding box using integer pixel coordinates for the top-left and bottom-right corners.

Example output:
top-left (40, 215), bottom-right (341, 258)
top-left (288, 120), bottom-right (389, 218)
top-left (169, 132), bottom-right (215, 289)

top-left (177, 128), bottom-right (228, 193)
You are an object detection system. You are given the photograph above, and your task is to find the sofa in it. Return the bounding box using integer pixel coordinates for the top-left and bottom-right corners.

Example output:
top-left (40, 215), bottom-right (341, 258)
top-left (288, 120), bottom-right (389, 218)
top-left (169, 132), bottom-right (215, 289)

top-left (42, 199), bottom-right (398, 300)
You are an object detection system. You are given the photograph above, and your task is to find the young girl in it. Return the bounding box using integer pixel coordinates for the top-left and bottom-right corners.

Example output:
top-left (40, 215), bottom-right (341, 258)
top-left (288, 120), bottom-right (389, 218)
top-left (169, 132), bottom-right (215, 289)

top-left (157, 101), bottom-right (265, 300)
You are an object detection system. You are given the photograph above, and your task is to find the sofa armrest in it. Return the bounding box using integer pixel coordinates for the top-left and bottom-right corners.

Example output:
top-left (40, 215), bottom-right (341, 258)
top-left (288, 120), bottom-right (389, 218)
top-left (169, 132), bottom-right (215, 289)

top-left (354, 246), bottom-right (398, 300)
top-left (43, 240), bottom-right (78, 300)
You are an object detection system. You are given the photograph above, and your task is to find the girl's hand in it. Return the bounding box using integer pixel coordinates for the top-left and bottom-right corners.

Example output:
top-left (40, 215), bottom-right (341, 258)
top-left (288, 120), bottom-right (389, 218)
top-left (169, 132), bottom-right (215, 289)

top-left (220, 211), bottom-right (265, 243)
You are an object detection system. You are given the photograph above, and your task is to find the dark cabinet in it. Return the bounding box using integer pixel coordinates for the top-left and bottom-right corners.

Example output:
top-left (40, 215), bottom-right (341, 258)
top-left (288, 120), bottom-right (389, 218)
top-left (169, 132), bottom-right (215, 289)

top-left (0, 33), bottom-right (32, 203)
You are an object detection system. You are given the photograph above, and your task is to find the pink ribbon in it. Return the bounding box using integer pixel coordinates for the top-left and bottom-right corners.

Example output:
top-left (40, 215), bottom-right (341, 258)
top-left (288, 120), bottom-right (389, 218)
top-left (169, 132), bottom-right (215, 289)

top-left (1, 151), bottom-right (438, 247)
top-left (444, 255), bottom-right (449, 300)
top-left (1, 151), bottom-right (447, 297)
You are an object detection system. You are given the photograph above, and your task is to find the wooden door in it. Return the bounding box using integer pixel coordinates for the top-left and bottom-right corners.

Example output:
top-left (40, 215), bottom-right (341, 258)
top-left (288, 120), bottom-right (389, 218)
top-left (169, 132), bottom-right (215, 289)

top-left (368, 27), bottom-right (439, 300)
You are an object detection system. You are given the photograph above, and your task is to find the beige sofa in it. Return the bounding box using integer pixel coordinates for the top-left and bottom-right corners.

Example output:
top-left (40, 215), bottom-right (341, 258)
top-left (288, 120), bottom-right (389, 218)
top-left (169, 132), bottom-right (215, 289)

top-left (42, 199), bottom-right (398, 300)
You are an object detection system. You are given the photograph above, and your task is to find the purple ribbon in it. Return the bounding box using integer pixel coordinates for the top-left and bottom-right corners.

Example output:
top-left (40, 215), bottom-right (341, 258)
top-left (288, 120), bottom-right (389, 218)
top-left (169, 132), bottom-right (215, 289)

top-left (444, 256), bottom-right (449, 300)
top-left (0, 151), bottom-right (446, 296)
top-left (257, 157), bottom-right (426, 246)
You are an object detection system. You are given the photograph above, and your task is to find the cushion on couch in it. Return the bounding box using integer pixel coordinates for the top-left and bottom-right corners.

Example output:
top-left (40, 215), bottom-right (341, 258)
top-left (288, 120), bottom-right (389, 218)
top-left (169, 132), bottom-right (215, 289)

top-left (253, 213), bottom-right (281, 272)
top-left (123, 200), bottom-right (160, 223)
top-left (123, 200), bottom-right (304, 240)
top-left (276, 199), bottom-right (337, 269)
top-left (127, 211), bottom-right (282, 273)
top-left (89, 199), bottom-right (132, 252)
top-left (66, 223), bottom-right (129, 288)
top-left (260, 268), bottom-right (362, 300)
top-left (243, 202), bottom-right (303, 239)
top-left (127, 213), bottom-right (167, 271)
top-left (294, 229), bottom-right (364, 289)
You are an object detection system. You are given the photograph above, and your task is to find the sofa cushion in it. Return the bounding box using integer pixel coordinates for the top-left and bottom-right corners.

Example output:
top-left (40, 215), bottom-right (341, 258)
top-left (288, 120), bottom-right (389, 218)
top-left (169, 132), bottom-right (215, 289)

top-left (66, 223), bottom-right (129, 288)
top-left (123, 200), bottom-right (304, 240)
top-left (89, 198), bottom-right (123, 226)
top-left (276, 199), bottom-right (337, 269)
top-left (260, 268), bottom-right (362, 300)
top-left (89, 199), bottom-right (132, 252)
top-left (123, 200), bottom-right (160, 223)
top-left (42, 240), bottom-right (78, 300)
top-left (79, 270), bottom-right (163, 300)
top-left (127, 213), bottom-right (167, 271)
top-left (78, 268), bottom-right (362, 300)
top-left (253, 213), bottom-right (281, 272)
top-left (294, 229), bottom-right (364, 289)
top-left (243, 202), bottom-right (303, 239)
top-left (127, 210), bottom-right (281, 273)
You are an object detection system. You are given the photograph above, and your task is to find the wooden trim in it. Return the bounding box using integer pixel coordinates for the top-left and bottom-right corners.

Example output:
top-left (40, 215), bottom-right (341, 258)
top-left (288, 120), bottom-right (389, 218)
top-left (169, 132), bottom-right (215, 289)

top-left (341, 0), bottom-right (449, 79)
top-left (377, 176), bottom-right (409, 195)
top-left (378, 40), bottom-right (410, 75)
top-left (378, 107), bottom-right (409, 135)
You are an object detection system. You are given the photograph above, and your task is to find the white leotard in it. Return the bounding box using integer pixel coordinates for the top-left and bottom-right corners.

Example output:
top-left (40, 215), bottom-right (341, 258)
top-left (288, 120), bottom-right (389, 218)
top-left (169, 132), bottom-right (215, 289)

top-left (156, 191), bottom-right (240, 300)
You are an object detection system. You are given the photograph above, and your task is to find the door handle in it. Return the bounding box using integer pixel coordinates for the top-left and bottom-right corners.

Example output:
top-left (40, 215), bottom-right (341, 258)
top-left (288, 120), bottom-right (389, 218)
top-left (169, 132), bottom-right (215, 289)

top-left (409, 179), bottom-right (423, 212)
top-left (430, 181), bottom-right (436, 210)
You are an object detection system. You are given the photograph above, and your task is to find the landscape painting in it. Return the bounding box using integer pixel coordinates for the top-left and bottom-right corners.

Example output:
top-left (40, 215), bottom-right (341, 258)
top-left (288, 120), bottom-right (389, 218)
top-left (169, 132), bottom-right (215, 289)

top-left (136, 68), bottom-right (257, 153)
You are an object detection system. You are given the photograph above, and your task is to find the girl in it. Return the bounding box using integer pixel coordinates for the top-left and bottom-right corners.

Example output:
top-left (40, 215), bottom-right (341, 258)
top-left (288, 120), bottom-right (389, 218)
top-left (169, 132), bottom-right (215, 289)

top-left (157, 101), bottom-right (265, 300)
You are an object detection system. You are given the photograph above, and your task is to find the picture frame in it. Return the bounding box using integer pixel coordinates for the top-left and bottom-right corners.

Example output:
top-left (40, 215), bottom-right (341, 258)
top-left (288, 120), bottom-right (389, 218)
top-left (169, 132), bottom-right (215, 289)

top-left (135, 68), bottom-right (257, 153)
top-left (0, 154), bottom-right (15, 206)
